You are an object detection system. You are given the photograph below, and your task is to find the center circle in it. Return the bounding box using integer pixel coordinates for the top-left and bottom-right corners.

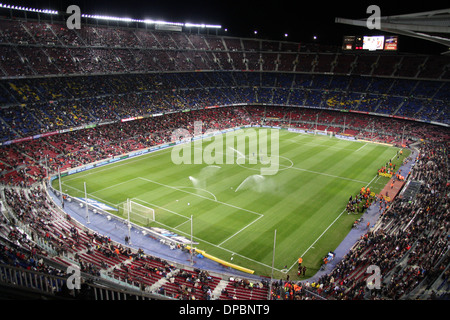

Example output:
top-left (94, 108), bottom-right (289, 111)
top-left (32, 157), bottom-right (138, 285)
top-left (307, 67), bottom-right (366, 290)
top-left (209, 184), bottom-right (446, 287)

top-left (235, 155), bottom-right (294, 172)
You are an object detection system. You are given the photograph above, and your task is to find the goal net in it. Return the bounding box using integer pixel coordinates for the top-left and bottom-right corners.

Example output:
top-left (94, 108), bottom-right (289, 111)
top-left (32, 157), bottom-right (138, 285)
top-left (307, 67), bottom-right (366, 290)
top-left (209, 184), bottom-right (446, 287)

top-left (314, 129), bottom-right (333, 138)
top-left (123, 199), bottom-right (155, 227)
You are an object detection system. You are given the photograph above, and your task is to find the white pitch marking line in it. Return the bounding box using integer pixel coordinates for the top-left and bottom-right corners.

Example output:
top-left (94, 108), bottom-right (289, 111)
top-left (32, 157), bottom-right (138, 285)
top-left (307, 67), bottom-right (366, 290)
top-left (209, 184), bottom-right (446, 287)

top-left (134, 198), bottom-right (277, 271)
top-left (132, 197), bottom-right (190, 221)
top-left (90, 177), bottom-right (141, 195)
top-left (280, 164), bottom-right (369, 184)
top-left (60, 182), bottom-right (118, 207)
top-left (137, 178), bottom-right (265, 249)
top-left (138, 177), bottom-right (263, 217)
top-left (355, 143), bottom-right (368, 152)
top-left (173, 186), bottom-right (217, 201)
top-left (193, 146), bottom-right (369, 184)
top-left (287, 207), bottom-right (347, 272)
top-left (218, 214), bottom-right (264, 246)
top-left (286, 173), bottom-right (380, 272)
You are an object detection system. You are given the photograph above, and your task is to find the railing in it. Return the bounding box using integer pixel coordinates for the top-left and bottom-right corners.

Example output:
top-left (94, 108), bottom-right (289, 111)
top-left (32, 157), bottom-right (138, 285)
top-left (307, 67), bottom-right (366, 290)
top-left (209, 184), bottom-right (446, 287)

top-left (0, 263), bottom-right (173, 300)
top-left (0, 263), bottom-right (66, 297)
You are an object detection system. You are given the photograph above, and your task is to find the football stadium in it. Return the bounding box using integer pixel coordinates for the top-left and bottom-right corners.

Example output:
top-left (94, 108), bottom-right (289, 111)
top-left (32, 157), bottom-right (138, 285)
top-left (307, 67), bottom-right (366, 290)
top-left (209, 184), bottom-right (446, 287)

top-left (0, 1), bottom-right (449, 304)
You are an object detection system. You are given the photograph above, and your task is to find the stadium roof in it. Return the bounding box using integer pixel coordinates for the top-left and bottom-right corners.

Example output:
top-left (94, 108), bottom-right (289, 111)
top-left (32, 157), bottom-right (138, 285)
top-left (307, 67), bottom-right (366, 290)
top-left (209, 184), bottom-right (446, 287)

top-left (335, 8), bottom-right (450, 54)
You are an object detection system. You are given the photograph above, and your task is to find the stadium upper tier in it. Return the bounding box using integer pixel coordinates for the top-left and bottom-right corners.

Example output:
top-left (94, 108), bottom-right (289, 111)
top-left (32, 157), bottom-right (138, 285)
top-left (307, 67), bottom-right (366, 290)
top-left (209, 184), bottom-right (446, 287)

top-left (0, 18), bottom-right (449, 78)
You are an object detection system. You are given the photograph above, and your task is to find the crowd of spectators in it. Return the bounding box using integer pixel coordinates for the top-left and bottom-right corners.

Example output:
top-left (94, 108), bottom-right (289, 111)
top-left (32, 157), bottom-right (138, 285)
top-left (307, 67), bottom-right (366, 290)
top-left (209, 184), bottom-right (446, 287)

top-left (0, 105), bottom-right (448, 300)
top-left (1, 17), bottom-right (449, 78)
top-left (0, 183), bottom-right (271, 300)
top-left (0, 106), bottom-right (253, 185)
top-left (0, 17), bottom-right (448, 141)
top-left (0, 17), bottom-right (448, 150)
top-left (0, 72), bottom-right (448, 145)
top-left (270, 140), bottom-right (449, 300)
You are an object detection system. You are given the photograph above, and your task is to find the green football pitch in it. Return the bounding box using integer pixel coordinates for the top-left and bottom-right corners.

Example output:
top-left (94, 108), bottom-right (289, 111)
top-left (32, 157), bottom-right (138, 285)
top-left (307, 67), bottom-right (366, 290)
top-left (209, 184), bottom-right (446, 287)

top-left (54, 128), bottom-right (409, 279)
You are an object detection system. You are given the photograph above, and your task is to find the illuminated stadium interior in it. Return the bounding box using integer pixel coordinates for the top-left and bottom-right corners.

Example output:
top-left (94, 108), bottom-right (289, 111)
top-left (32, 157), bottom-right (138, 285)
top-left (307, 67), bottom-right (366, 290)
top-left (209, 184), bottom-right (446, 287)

top-left (0, 2), bottom-right (448, 303)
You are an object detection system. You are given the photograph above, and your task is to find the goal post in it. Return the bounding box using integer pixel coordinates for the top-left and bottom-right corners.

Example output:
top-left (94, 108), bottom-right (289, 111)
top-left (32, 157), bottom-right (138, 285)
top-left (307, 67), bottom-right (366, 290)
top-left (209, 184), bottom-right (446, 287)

top-left (314, 129), bottom-right (333, 138)
top-left (123, 199), bottom-right (155, 226)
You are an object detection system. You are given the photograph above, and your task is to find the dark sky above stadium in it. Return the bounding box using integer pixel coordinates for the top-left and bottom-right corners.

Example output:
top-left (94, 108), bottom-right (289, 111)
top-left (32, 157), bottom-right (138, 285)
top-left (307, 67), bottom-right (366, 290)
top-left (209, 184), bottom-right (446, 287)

top-left (4, 0), bottom-right (449, 53)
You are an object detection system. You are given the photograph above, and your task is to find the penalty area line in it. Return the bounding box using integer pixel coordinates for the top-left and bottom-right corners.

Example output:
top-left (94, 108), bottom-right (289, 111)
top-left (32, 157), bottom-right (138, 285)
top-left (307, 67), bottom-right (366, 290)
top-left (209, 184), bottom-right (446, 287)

top-left (134, 199), bottom-right (276, 272)
top-left (137, 177), bottom-right (263, 217)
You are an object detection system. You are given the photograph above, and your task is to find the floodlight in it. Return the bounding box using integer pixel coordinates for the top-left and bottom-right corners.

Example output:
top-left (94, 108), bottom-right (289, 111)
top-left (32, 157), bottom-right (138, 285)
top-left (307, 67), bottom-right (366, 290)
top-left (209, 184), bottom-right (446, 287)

top-left (205, 24), bottom-right (221, 29)
top-left (0, 3), bottom-right (58, 14)
top-left (182, 22), bottom-right (221, 29)
top-left (144, 19), bottom-right (183, 27)
top-left (0, 2), bottom-right (220, 28)
top-left (185, 23), bottom-right (205, 28)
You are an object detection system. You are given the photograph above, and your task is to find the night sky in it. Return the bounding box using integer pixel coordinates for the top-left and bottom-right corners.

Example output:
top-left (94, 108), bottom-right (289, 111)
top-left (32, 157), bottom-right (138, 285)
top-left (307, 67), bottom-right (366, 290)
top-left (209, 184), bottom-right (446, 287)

top-left (3, 0), bottom-right (449, 54)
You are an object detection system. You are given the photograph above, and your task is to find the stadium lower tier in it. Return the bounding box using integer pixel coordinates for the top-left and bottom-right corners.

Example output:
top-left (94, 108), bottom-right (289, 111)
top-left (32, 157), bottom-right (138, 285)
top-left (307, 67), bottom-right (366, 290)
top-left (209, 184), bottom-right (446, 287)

top-left (0, 104), bottom-right (449, 300)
